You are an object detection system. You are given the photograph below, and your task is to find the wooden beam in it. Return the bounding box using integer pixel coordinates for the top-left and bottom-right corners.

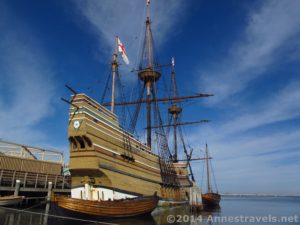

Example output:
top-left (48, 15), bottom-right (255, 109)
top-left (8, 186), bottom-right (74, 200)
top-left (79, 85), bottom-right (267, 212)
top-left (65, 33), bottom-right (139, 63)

top-left (148, 120), bottom-right (210, 129)
top-left (178, 157), bottom-right (212, 162)
top-left (102, 93), bottom-right (214, 106)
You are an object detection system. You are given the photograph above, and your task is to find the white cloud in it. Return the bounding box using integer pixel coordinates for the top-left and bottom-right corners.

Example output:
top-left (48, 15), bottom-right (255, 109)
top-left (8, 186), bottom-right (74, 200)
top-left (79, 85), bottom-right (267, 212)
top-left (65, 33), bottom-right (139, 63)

top-left (186, 79), bottom-right (300, 153)
top-left (74, 0), bottom-right (187, 67)
top-left (187, 78), bottom-right (300, 194)
top-left (218, 80), bottom-right (300, 139)
top-left (190, 129), bottom-right (300, 194)
top-left (200, 0), bottom-right (300, 103)
top-left (0, 6), bottom-right (57, 145)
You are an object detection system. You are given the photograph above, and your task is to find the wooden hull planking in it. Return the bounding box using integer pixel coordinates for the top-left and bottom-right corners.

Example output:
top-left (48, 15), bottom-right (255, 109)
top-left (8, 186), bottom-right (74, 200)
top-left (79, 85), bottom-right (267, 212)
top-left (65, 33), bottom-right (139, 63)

top-left (201, 193), bottom-right (221, 206)
top-left (53, 195), bottom-right (159, 218)
top-left (68, 94), bottom-right (192, 201)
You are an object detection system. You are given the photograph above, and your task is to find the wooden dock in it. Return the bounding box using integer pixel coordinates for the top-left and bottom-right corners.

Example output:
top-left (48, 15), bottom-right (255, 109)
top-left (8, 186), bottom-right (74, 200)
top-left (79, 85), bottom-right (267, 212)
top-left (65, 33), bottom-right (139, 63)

top-left (0, 169), bottom-right (70, 193)
top-left (0, 140), bottom-right (71, 196)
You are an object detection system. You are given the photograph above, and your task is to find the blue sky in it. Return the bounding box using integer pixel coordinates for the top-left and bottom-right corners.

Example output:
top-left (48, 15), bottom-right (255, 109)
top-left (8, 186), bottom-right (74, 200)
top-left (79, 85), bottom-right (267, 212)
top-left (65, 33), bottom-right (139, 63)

top-left (0, 0), bottom-right (300, 195)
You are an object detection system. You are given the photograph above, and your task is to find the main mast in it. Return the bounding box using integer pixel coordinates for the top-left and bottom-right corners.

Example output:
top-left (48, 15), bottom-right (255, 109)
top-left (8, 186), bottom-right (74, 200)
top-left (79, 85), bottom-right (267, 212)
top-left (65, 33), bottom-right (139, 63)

top-left (205, 143), bottom-right (212, 193)
top-left (138, 0), bottom-right (161, 148)
top-left (103, 0), bottom-right (213, 153)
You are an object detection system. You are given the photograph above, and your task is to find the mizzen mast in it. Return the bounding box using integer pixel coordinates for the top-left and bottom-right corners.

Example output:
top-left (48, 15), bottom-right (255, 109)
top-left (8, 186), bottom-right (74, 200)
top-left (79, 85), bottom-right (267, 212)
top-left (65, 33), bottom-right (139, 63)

top-left (205, 143), bottom-right (212, 193)
top-left (168, 57), bottom-right (182, 162)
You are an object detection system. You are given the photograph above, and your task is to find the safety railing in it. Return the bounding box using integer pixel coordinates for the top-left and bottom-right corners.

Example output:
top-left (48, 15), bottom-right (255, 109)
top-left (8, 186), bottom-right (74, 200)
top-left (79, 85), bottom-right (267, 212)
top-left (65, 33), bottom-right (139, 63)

top-left (0, 169), bottom-right (71, 190)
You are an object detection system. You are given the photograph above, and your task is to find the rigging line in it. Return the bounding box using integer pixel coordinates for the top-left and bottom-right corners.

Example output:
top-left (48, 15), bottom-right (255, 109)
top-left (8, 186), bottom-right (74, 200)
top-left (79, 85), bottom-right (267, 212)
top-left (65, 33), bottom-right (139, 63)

top-left (165, 114), bottom-right (173, 145)
top-left (115, 69), bottom-right (126, 125)
top-left (152, 81), bottom-right (173, 158)
top-left (136, 6), bottom-right (147, 70)
top-left (100, 66), bottom-right (113, 104)
top-left (178, 125), bottom-right (190, 163)
top-left (152, 89), bottom-right (167, 160)
top-left (116, 67), bottom-right (134, 129)
top-left (178, 125), bottom-right (187, 153)
top-left (139, 25), bottom-right (147, 69)
top-left (201, 157), bottom-right (205, 189)
top-left (128, 82), bottom-right (145, 134)
top-left (187, 149), bottom-right (196, 182)
top-left (116, 69), bottom-right (134, 159)
top-left (18, 201), bottom-right (45, 212)
top-left (150, 28), bottom-right (159, 67)
top-left (181, 122), bottom-right (192, 150)
top-left (137, 3), bottom-right (147, 57)
top-left (161, 68), bottom-right (171, 102)
top-left (128, 77), bottom-right (138, 102)
top-left (152, 104), bottom-right (167, 180)
top-left (88, 64), bottom-right (111, 96)
top-left (210, 157), bottom-right (219, 193)
top-left (152, 81), bottom-right (178, 186)
top-left (178, 125), bottom-right (196, 182)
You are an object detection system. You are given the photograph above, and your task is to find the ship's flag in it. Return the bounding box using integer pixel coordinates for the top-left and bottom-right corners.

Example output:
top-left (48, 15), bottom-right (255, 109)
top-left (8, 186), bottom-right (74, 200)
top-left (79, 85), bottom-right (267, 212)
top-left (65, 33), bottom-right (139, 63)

top-left (117, 37), bottom-right (129, 65)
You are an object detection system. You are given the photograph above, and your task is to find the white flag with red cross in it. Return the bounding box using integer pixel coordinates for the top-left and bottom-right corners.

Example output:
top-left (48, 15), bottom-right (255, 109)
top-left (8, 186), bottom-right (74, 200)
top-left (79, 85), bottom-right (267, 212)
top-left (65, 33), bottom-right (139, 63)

top-left (117, 37), bottom-right (129, 65)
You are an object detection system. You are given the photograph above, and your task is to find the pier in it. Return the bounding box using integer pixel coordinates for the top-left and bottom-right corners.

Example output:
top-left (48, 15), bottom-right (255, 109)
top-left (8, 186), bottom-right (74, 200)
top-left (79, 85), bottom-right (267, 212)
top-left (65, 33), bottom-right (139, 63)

top-left (0, 140), bottom-right (70, 197)
top-left (0, 169), bottom-right (70, 194)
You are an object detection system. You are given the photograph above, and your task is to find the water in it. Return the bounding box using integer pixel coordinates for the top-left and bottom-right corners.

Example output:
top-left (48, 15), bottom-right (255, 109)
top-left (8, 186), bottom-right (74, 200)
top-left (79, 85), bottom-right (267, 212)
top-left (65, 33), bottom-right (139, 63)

top-left (0, 196), bottom-right (299, 225)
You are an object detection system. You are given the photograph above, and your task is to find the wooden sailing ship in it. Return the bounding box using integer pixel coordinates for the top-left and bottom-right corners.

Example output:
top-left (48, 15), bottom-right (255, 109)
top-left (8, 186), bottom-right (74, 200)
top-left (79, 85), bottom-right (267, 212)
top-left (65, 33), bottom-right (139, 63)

top-left (56, 0), bottom-right (213, 217)
top-left (201, 144), bottom-right (221, 207)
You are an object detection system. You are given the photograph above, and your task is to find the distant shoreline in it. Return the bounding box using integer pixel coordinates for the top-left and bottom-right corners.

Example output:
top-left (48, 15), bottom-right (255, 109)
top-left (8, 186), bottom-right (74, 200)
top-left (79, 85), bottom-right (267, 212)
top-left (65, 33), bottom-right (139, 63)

top-left (222, 194), bottom-right (300, 197)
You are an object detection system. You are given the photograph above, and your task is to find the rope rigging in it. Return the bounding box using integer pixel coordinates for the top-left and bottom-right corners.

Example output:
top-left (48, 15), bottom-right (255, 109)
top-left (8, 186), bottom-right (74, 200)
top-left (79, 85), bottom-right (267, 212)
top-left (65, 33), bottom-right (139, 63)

top-left (152, 81), bottom-right (179, 187)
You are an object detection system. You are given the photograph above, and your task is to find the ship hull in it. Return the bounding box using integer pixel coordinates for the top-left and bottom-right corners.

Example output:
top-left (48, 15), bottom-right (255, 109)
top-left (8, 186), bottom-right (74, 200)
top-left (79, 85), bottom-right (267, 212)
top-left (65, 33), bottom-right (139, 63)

top-left (68, 94), bottom-right (192, 202)
top-left (201, 193), bottom-right (221, 207)
top-left (52, 195), bottom-right (159, 218)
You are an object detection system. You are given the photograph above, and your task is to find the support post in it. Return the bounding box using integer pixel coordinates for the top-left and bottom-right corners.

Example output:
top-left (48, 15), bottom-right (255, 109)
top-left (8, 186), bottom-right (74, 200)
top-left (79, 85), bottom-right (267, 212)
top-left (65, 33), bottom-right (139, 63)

top-left (54, 175), bottom-right (58, 189)
top-left (46, 182), bottom-right (53, 202)
top-left (85, 183), bottom-right (91, 200)
top-left (35, 173), bottom-right (39, 188)
top-left (0, 170), bottom-right (3, 185)
top-left (62, 175), bottom-right (65, 189)
top-left (14, 180), bottom-right (21, 196)
top-left (23, 172), bottom-right (28, 188)
top-left (11, 170), bottom-right (16, 187)
top-left (44, 174), bottom-right (48, 188)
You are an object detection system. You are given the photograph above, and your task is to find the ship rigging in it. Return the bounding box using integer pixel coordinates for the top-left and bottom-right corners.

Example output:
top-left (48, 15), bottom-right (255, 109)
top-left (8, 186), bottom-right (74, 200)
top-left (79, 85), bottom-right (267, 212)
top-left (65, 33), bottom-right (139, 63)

top-left (59, 0), bottom-right (216, 210)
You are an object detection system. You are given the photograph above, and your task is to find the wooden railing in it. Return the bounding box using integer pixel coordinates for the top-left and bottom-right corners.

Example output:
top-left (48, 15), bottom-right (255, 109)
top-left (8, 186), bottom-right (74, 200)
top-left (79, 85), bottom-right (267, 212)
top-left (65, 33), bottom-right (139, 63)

top-left (0, 169), bottom-right (71, 191)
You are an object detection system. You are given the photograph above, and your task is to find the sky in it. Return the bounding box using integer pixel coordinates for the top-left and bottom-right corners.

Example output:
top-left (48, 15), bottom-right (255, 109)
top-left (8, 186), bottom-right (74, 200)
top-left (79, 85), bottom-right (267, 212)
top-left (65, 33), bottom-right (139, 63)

top-left (0, 0), bottom-right (299, 195)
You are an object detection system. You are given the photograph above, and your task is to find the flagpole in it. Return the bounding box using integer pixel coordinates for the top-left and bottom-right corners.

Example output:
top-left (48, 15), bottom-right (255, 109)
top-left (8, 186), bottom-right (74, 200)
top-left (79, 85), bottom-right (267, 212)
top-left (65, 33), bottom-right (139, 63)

top-left (111, 36), bottom-right (118, 113)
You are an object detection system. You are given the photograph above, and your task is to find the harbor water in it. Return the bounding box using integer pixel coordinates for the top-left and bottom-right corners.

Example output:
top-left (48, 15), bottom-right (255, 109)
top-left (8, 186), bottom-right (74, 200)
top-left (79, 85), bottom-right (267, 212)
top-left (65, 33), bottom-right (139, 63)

top-left (0, 196), bottom-right (299, 225)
